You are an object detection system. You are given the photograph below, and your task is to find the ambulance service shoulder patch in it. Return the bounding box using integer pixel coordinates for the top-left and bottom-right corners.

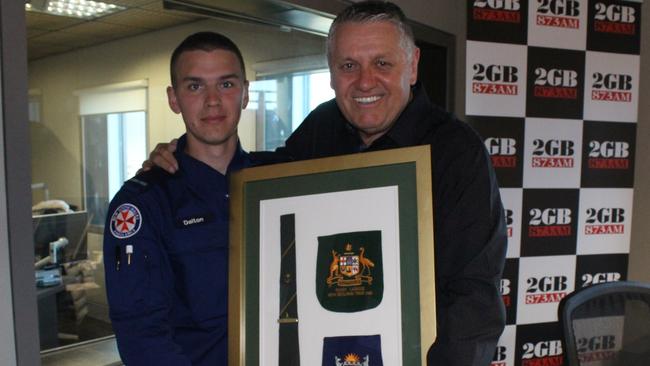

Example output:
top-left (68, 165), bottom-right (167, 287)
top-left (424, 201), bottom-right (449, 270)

top-left (110, 203), bottom-right (142, 239)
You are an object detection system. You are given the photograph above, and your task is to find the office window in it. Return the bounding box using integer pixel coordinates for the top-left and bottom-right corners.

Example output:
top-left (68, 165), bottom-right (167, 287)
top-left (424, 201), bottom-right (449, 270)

top-left (83, 111), bottom-right (146, 227)
top-left (248, 58), bottom-right (335, 151)
top-left (79, 82), bottom-right (148, 227)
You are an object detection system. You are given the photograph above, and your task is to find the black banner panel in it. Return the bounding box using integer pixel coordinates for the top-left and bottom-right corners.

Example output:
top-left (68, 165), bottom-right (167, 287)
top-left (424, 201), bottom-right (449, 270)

top-left (586, 0), bottom-right (641, 54)
top-left (467, 0), bottom-right (529, 44)
top-left (526, 47), bottom-right (585, 119)
top-left (521, 189), bottom-right (579, 257)
top-left (468, 116), bottom-right (525, 188)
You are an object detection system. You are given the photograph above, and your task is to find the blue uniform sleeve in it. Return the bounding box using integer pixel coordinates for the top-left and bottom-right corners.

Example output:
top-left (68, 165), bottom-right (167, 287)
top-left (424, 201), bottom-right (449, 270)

top-left (104, 189), bottom-right (192, 366)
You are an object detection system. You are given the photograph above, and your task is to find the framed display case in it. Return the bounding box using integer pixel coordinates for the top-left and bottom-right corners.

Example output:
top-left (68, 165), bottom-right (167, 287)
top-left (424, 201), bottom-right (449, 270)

top-left (229, 145), bottom-right (436, 366)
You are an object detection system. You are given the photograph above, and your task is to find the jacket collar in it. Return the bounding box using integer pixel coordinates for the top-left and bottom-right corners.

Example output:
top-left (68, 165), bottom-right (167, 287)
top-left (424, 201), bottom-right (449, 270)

top-left (343, 82), bottom-right (434, 150)
top-left (382, 82), bottom-right (433, 147)
top-left (174, 134), bottom-right (249, 193)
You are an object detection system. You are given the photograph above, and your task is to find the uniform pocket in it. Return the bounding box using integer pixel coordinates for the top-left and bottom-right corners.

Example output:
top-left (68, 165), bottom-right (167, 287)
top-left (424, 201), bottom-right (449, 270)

top-left (106, 245), bottom-right (151, 318)
top-left (172, 247), bottom-right (229, 327)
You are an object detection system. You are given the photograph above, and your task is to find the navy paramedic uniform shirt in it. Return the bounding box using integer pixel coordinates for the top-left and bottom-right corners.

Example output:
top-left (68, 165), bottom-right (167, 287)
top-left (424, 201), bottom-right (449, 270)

top-left (104, 134), bottom-right (252, 366)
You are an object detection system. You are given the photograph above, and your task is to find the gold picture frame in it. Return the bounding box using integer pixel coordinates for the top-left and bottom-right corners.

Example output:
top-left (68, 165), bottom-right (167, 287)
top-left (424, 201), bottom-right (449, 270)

top-left (229, 145), bottom-right (435, 365)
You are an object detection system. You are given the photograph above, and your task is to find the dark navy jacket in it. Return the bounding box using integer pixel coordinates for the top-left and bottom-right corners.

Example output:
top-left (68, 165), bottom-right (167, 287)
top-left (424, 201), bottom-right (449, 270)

top-left (104, 135), bottom-right (252, 365)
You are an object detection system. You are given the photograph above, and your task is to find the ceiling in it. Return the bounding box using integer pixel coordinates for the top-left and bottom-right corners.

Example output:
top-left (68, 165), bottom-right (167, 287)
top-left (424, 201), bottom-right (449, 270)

top-left (26, 0), bottom-right (337, 61)
top-left (26, 0), bottom-right (204, 61)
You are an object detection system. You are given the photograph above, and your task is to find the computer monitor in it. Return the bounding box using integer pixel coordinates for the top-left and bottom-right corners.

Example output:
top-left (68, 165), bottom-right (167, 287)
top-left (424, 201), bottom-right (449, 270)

top-left (33, 211), bottom-right (89, 264)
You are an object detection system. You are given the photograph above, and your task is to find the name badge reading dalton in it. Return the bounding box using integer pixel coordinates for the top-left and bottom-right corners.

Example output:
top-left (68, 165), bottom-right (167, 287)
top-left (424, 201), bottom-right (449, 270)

top-left (174, 213), bottom-right (214, 228)
top-left (316, 231), bottom-right (383, 312)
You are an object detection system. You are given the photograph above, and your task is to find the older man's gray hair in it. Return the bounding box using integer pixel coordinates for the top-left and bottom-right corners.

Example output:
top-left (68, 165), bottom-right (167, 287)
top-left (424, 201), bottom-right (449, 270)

top-left (326, 1), bottom-right (417, 63)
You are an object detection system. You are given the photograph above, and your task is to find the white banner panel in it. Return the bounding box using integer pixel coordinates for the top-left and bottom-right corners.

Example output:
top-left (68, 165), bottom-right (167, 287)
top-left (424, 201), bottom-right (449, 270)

top-left (523, 118), bottom-right (583, 188)
top-left (577, 188), bottom-right (633, 255)
top-left (492, 325), bottom-right (517, 366)
top-left (258, 186), bottom-right (402, 366)
top-left (528, 0), bottom-right (588, 50)
top-left (517, 255), bottom-right (576, 324)
top-left (583, 51), bottom-right (640, 122)
top-left (466, 40), bottom-right (528, 117)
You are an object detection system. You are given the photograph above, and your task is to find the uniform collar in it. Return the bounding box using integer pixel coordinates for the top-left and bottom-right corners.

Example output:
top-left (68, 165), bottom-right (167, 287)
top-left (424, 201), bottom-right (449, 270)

top-left (174, 134), bottom-right (249, 192)
top-left (378, 82), bottom-right (433, 148)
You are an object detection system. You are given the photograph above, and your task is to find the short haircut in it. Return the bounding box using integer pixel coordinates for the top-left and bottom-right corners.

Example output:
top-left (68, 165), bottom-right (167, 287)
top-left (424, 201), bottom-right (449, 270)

top-left (170, 31), bottom-right (246, 87)
top-left (327, 1), bottom-right (416, 62)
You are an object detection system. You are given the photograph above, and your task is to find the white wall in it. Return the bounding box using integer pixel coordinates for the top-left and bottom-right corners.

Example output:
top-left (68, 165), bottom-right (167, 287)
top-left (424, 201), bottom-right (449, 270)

top-left (0, 71), bottom-right (18, 366)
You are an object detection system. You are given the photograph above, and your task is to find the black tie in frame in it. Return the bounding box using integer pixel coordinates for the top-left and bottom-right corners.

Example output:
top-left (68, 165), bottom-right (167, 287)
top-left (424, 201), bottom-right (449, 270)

top-left (278, 214), bottom-right (300, 365)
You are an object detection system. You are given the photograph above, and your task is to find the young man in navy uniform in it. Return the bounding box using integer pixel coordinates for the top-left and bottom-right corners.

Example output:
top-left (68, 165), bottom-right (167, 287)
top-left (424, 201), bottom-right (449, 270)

top-left (103, 32), bottom-right (251, 365)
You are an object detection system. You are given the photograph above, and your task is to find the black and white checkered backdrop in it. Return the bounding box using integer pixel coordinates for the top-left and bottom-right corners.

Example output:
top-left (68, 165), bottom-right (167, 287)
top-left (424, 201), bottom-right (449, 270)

top-left (465, 0), bottom-right (640, 364)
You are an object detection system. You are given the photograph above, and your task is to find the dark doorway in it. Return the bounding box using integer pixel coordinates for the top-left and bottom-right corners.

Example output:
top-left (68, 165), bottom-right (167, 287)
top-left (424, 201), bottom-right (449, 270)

top-left (417, 40), bottom-right (449, 110)
top-left (411, 22), bottom-right (456, 113)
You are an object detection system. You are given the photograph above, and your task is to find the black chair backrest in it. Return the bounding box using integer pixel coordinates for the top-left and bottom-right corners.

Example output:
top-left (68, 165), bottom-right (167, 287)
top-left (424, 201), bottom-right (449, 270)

top-left (558, 281), bottom-right (650, 366)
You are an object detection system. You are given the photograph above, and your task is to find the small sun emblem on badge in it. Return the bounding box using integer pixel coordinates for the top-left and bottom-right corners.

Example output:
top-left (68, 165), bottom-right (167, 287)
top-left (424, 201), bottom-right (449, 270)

top-left (335, 353), bottom-right (369, 366)
top-left (110, 203), bottom-right (142, 239)
top-left (344, 354), bottom-right (360, 363)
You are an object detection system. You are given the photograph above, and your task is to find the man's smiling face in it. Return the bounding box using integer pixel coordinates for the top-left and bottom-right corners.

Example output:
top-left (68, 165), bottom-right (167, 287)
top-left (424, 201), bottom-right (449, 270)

top-left (329, 20), bottom-right (419, 146)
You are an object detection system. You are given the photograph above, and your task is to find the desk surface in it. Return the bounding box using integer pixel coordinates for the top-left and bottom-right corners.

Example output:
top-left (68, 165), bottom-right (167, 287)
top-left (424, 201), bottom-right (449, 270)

top-left (36, 283), bottom-right (65, 300)
top-left (41, 336), bottom-right (122, 366)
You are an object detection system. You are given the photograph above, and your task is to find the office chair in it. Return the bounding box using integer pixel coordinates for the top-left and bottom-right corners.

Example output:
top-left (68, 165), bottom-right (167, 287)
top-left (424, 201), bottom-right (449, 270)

top-left (558, 281), bottom-right (650, 366)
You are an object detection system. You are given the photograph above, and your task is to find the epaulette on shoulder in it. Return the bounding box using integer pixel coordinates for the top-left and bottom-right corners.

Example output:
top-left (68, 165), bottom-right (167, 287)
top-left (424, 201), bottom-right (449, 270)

top-left (122, 168), bottom-right (170, 194)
